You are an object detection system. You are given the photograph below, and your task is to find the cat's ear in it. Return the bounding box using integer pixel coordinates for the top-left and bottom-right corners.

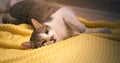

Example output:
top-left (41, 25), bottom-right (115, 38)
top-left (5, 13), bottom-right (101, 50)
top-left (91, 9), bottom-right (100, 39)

top-left (31, 19), bottom-right (42, 29)
top-left (21, 42), bottom-right (32, 48)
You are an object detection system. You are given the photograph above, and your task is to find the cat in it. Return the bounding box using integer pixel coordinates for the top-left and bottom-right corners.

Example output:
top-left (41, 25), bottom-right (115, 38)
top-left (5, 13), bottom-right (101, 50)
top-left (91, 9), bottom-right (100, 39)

top-left (2, 0), bottom-right (112, 48)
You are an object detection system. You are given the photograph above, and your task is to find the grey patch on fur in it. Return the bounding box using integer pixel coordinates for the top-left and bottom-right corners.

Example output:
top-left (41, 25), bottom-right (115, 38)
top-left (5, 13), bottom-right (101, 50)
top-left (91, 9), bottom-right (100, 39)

top-left (96, 28), bottom-right (112, 34)
top-left (85, 28), bottom-right (112, 34)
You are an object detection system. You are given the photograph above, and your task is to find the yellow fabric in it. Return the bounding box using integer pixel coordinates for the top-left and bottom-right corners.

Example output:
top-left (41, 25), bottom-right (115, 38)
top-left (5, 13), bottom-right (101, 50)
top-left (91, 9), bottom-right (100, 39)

top-left (0, 17), bottom-right (120, 63)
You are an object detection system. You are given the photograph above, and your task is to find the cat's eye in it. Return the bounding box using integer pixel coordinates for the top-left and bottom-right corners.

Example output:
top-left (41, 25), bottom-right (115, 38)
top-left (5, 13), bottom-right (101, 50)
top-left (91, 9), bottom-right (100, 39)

top-left (41, 40), bottom-right (46, 45)
top-left (45, 30), bottom-right (49, 34)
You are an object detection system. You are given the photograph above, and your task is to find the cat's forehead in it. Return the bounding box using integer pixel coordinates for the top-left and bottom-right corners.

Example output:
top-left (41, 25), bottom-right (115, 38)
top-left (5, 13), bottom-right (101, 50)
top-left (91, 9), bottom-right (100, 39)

top-left (36, 25), bottom-right (50, 32)
top-left (39, 25), bottom-right (50, 30)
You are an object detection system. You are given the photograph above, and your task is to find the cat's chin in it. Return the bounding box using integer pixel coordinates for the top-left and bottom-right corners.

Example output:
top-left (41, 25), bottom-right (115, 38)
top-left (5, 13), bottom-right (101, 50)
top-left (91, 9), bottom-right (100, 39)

top-left (50, 39), bottom-right (57, 43)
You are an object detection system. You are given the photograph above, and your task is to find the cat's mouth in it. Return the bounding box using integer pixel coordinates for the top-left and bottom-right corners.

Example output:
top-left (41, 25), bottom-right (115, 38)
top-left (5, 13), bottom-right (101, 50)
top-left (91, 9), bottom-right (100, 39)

top-left (50, 36), bottom-right (57, 43)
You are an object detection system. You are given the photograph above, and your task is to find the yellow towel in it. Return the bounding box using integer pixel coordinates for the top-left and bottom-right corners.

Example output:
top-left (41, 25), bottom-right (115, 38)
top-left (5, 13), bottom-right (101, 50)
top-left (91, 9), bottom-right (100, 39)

top-left (0, 17), bottom-right (120, 63)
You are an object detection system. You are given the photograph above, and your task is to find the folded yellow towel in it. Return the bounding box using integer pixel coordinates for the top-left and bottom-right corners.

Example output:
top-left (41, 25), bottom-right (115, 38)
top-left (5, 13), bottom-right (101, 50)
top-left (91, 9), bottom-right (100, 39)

top-left (0, 17), bottom-right (120, 63)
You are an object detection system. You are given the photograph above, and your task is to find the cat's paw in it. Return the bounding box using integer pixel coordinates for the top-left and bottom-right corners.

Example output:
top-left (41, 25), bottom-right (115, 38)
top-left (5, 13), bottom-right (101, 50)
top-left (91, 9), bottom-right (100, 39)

top-left (99, 28), bottom-right (112, 34)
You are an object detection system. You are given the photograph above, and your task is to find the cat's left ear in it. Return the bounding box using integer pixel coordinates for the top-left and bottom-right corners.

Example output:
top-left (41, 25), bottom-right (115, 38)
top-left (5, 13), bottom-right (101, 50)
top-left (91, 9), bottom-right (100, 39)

top-left (21, 41), bottom-right (32, 48)
top-left (31, 19), bottom-right (42, 30)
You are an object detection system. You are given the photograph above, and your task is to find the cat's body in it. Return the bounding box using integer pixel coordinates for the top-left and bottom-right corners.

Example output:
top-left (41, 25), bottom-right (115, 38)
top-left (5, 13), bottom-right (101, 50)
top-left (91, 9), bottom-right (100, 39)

top-left (2, 0), bottom-right (111, 48)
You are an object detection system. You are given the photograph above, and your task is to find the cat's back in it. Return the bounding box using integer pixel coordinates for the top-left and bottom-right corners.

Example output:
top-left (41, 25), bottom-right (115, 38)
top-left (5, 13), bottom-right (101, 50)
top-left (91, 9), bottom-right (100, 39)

top-left (9, 0), bottom-right (62, 24)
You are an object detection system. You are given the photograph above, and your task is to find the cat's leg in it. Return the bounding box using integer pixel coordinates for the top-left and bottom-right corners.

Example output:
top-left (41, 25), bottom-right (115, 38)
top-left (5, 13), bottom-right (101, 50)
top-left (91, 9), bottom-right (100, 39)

top-left (2, 13), bottom-right (21, 24)
top-left (62, 7), bottom-right (87, 34)
top-left (62, 7), bottom-right (112, 34)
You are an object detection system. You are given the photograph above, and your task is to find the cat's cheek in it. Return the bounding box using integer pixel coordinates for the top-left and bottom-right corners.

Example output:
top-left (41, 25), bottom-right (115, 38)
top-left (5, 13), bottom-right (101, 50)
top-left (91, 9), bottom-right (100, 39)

top-left (49, 30), bottom-right (58, 40)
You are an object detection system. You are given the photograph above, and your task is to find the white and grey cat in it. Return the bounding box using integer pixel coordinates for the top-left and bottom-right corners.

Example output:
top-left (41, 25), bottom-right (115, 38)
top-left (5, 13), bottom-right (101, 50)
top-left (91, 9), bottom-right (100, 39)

top-left (2, 0), bottom-right (111, 48)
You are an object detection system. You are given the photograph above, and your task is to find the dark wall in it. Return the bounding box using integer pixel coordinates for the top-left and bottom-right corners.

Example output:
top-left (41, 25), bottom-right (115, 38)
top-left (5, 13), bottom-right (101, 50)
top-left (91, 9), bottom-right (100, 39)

top-left (46, 0), bottom-right (120, 14)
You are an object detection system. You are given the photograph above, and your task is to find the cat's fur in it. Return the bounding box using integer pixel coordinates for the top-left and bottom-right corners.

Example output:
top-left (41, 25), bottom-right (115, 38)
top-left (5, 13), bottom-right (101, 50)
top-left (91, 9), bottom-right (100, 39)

top-left (2, 0), bottom-right (111, 48)
top-left (2, 1), bottom-right (62, 24)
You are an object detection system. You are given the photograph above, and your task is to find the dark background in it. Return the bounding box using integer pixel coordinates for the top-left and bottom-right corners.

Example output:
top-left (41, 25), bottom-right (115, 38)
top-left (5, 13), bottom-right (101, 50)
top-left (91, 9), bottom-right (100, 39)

top-left (45, 0), bottom-right (120, 14)
top-left (0, 0), bottom-right (120, 14)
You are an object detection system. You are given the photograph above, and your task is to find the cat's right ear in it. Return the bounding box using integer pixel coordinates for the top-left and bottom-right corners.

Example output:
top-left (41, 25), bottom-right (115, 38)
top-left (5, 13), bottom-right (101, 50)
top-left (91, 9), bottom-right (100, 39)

top-left (31, 19), bottom-right (42, 30)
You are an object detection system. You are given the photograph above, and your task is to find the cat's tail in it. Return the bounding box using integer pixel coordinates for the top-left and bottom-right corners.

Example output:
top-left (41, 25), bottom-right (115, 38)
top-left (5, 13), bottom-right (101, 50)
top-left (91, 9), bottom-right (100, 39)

top-left (85, 28), bottom-right (112, 34)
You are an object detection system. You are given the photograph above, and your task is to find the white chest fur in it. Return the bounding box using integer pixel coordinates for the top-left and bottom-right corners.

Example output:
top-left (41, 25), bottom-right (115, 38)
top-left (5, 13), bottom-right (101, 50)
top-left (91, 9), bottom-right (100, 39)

top-left (44, 7), bottom-right (73, 41)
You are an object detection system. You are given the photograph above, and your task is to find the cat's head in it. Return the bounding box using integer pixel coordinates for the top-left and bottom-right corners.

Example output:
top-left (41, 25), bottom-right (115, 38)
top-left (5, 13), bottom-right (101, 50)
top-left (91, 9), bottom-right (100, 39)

top-left (22, 19), bottom-right (57, 49)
